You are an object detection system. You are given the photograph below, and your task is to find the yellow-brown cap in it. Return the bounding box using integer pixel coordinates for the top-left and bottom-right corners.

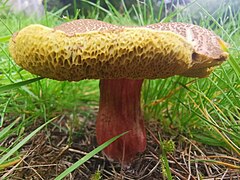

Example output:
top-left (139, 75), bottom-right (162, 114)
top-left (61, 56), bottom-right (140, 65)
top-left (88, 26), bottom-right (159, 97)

top-left (9, 19), bottom-right (228, 81)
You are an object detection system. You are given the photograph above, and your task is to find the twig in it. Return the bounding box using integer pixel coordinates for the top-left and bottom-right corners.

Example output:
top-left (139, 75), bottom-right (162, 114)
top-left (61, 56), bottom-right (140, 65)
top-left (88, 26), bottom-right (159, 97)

top-left (22, 159), bottom-right (44, 180)
top-left (139, 161), bottom-right (161, 180)
top-left (188, 143), bottom-right (193, 179)
top-left (170, 168), bottom-right (188, 180)
top-left (51, 145), bottom-right (69, 163)
top-left (168, 153), bottom-right (195, 179)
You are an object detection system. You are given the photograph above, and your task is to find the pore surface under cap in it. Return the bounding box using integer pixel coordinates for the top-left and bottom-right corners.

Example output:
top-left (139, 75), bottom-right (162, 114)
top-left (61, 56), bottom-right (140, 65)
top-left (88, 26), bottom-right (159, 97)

top-left (9, 24), bottom-right (193, 81)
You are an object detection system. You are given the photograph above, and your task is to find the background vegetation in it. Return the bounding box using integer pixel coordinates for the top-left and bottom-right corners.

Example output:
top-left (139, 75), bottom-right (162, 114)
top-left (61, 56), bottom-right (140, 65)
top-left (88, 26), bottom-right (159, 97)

top-left (0, 0), bottom-right (239, 179)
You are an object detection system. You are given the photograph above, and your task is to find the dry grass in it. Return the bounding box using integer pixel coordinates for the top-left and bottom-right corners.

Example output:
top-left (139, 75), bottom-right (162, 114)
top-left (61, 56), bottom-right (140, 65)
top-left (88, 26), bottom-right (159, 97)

top-left (1, 109), bottom-right (239, 180)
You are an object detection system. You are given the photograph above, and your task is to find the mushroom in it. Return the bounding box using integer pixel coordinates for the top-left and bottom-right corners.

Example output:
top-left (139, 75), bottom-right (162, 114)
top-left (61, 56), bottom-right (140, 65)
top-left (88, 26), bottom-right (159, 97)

top-left (9, 19), bottom-right (228, 164)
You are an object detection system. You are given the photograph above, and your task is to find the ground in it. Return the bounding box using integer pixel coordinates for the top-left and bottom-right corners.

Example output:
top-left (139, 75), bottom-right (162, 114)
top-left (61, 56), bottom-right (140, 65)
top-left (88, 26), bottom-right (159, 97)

top-left (1, 112), bottom-right (239, 180)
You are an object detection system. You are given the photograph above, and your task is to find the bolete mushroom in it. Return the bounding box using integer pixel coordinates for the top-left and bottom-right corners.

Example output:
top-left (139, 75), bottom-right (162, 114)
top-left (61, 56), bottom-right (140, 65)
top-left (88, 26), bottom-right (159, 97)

top-left (9, 19), bottom-right (228, 164)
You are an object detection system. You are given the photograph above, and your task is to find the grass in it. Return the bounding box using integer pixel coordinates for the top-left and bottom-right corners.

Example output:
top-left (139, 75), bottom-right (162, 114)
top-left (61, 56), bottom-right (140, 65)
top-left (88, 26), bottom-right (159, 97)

top-left (0, 0), bottom-right (239, 179)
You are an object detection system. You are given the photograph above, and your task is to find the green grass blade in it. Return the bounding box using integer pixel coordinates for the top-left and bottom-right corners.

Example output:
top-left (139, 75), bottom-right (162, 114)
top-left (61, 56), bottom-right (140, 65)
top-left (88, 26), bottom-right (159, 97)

top-left (161, 153), bottom-right (172, 180)
top-left (81, 0), bottom-right (113, 16)
top-left (159, 136), bottom-right (173, 180)
top-left (120, 0), bottom-right (131, 20)
top-left (157, 0), bottom-right (164, 21)
top-left (0, 96), bottom-right (12, 127)
top-left (0, 18), bottom-right (13, 34)
top-left (43, 0), bottom-right (49, 26)
top-left (0, 117), bottom-right (54, 164)
top-left (55, 131), bottom-right (128, 180)
top-left (0, 77), bottom-right (43, 93)
top-left (228, 54), bottom-right (240, 79)
top-left (0, 35), bottom-right (11, 42)
top-left (0, 118), bottom-right (19, 140)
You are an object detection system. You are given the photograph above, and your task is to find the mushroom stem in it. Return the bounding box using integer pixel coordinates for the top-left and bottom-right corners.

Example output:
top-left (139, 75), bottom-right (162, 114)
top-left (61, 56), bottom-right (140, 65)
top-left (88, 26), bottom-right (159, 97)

top-left (96, 79), bottom-right (146, 164)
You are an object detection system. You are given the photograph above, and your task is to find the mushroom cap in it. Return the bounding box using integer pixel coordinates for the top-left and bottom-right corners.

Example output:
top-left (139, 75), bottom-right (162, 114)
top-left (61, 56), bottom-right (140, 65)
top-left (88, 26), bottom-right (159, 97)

top-left (54, 19), bottom-right (120, 34)
top-left (146, 22), bottom-right (229, 77)
top-left (9, 19), bottom-right (228, 81)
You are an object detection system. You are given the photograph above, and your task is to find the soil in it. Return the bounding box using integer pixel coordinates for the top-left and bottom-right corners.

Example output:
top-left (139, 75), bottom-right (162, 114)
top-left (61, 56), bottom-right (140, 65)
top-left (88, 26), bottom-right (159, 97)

top-left (1, 113), bottom-right (239, 180)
